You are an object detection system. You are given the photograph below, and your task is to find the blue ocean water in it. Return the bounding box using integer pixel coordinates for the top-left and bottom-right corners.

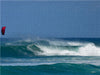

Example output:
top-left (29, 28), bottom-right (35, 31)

top-left (0, 38), bottom-right (100, 75)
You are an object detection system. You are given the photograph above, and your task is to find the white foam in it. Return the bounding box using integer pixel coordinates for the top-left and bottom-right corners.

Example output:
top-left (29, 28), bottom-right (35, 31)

top-left (0, 63), bottom-right (55, 66)
top-left (35, 43), bottom-right (100, 56)
top-left (78, 43), bottom-right (100, 56)
top-left (1, 59), bottom-right (100, 66)
top-left (36, 45), bottom-right (78, 56)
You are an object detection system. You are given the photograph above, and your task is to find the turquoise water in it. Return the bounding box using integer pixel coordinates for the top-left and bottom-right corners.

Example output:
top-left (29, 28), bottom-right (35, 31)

top-left (1, 38), bottom-right (100, 75)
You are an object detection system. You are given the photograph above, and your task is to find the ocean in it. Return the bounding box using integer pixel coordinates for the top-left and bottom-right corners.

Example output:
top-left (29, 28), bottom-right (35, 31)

top-left (0, 38), bottom-right (100, 75)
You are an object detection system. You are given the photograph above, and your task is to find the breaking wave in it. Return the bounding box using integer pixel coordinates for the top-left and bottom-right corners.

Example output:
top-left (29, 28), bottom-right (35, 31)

top-left (34, 43), bottom-right (100, 56)
top-left (1, 39), bottom-right (100, 57)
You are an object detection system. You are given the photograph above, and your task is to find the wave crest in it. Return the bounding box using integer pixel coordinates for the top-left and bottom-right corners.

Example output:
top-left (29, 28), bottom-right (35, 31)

top-left (1, 39), bottom-right (100, 57)
top-left (30, 43), bottom-right (100, 56)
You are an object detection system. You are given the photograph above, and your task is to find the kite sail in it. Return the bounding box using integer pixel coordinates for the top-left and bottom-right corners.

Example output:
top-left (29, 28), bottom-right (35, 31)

top-left (1, 26), bottom-right (6, 35)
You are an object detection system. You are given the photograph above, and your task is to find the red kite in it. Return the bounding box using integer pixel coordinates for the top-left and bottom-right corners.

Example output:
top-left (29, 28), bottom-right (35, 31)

top-left (1, 26), bottom-right (6, 35)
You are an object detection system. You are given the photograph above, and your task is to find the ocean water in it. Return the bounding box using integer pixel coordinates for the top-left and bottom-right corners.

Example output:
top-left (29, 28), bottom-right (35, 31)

top-left (0, 38), bottom-right (100, 75)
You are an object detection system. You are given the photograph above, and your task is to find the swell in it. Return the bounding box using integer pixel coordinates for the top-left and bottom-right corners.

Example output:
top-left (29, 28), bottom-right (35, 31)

top-left (1, 63), bottom-right (100, 75)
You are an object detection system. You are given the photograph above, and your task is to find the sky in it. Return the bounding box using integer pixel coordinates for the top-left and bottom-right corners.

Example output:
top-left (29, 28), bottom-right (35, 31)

top-left (1, 1), bottom-right (100, 38)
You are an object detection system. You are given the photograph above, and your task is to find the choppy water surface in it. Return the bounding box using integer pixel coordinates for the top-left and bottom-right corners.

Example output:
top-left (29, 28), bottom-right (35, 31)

top-left (1, 38), bottom-right (100, 75)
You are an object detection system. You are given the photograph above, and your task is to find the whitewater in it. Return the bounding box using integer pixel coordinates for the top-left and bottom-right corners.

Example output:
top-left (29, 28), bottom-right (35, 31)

top-left (1, 38), bottom-right (100, 75)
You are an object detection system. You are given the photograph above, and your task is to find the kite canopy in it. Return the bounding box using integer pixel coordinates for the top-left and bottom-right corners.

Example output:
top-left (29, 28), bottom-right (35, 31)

top-left (1, 26), bottom-right (6, 35)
